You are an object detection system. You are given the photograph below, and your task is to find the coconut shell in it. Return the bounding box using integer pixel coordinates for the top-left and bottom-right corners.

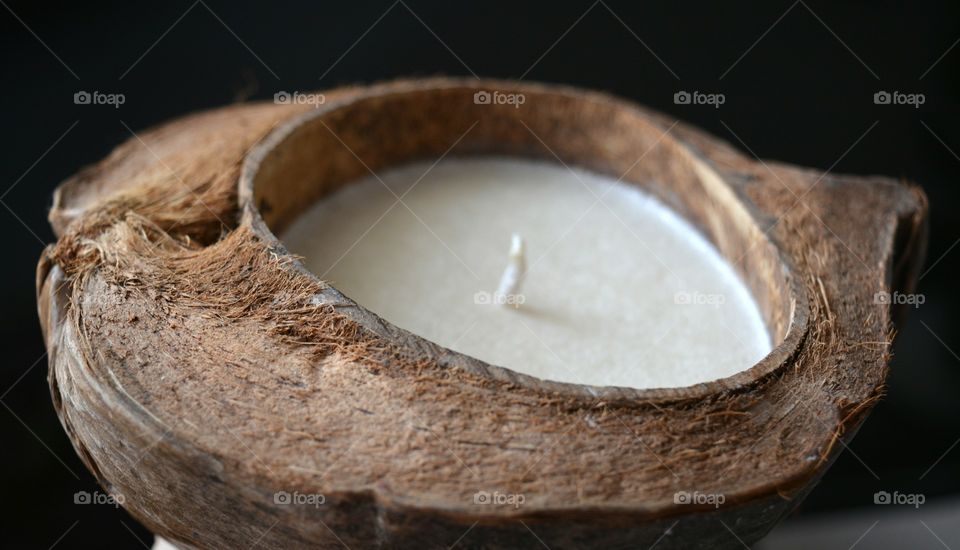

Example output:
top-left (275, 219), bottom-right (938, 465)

top-left (36, 78), bottom-right (927, 549)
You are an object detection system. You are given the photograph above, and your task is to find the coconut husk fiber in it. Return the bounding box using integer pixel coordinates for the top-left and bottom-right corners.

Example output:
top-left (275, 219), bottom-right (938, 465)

top-left (36, 78), bottom-right (928, 549)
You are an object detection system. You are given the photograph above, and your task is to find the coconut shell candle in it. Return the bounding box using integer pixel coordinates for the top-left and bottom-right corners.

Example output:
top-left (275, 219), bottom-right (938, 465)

top-left (38, 78), bottom-right (927, 549)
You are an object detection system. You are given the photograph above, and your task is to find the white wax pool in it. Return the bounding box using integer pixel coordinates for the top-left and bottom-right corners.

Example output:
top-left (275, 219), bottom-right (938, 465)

top-left (282, 157), bottom-right (771, 389)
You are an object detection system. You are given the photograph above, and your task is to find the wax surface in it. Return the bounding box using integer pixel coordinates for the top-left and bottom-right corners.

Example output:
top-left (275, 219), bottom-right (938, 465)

top-left (282, 158), bottom-right (771, 389)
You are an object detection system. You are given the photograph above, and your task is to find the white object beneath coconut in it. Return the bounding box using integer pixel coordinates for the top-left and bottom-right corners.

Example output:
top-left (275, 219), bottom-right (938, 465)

top-left (282, 157), bottom-right (771, 389)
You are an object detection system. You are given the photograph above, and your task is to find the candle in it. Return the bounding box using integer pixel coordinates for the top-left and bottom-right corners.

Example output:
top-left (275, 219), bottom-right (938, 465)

top-left (281, 157), bottom-right (771, 389)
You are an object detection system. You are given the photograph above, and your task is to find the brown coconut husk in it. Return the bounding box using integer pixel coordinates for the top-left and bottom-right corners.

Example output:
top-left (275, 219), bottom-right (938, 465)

top-left (37, 78), bottom-right (927, 549)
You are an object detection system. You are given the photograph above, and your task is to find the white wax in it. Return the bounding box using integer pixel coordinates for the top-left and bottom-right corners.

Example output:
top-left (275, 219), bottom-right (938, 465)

top-left (282, 158), bottom-right (771, 389)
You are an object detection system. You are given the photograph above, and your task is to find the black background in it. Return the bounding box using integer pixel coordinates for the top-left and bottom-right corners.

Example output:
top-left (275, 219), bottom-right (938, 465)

top-left (1, 0), bottom-right (958, 547)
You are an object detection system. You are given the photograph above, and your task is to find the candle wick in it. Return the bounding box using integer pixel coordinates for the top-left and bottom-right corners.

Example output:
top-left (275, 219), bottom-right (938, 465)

top-left (495, 233), bottom-right (526, 308)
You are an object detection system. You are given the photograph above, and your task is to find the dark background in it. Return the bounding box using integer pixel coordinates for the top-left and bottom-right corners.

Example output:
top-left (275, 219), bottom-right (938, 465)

top-left (1, 0), bottom-right (958, 548)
